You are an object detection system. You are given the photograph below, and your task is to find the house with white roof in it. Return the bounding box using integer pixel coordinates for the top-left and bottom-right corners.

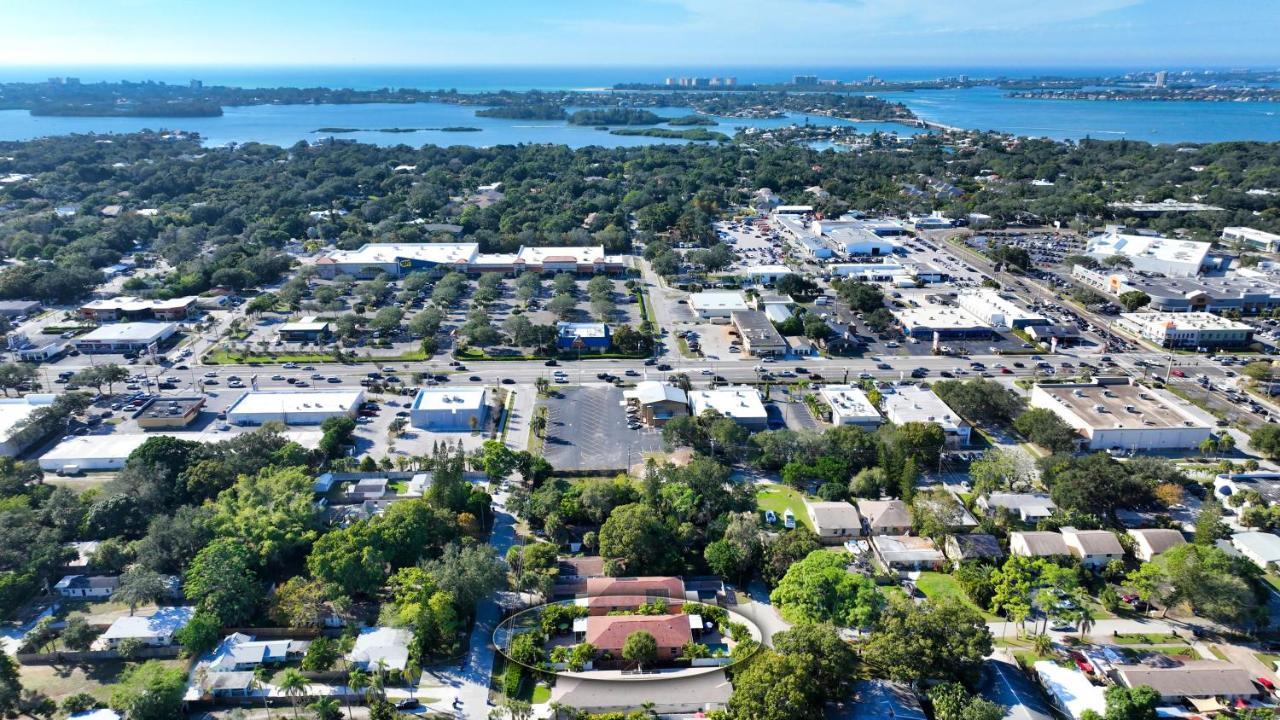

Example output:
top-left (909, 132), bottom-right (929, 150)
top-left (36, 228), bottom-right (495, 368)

top-left (100, 606), bottom-right (195, 649)
top-left (977, 493), bottom-right (1057, 523)
top-left (1232, 531), bottom-right (1280, 570)
top-left (209, 632), bottom-right (302, 672)
top-left (688, 291), bottom-right (749, 319)
top-left (347, 627), bottom-right (411, 671)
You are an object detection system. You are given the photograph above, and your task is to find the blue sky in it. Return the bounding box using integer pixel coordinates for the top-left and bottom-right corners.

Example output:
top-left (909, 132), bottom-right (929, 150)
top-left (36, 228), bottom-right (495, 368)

top-left (0, 0), bottom-right (1274, 68)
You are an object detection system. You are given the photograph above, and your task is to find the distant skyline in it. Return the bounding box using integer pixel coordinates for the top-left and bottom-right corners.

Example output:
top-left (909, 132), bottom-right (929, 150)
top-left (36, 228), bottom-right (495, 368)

top-left (0, 0), bottom-right (1276, 69)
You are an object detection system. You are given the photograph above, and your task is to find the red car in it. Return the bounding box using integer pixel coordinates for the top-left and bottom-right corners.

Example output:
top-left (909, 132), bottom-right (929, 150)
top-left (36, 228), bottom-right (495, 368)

top-left (1170, 369), bottom-right (1186, 378)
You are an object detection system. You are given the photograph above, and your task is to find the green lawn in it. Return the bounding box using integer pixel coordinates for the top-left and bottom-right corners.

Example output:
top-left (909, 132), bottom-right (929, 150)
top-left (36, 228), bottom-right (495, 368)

top-left (531, 684), bottom-right (551, 704)
top-left (1108, 633), bottom-right (1185, 645)
top-left (913, 572), bottom-right (998, 620)
top-left (1263, 574), bottom-right (1280, 593)
top-left (20, 659), bottom-right (190, 705)
top-left (755, 485), bottom-right (812, 531)
top-left (1256, 652), bottom-right (1280, 671)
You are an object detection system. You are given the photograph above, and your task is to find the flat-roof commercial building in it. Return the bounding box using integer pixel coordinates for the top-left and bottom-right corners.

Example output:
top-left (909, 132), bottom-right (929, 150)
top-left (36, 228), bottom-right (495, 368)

top-left (818, 385), bottom-right (882, 428)
top-left (741, 264), bottom-right (793, 284)
top-left (556, 322), bottom-right (611, 352)
top-left (1085, 230), bottom-right (1211, 277)
top-left (226, 389), bottom-right (364, 426)
top-left (882, 385), bottom-right (971, 447)
top-left (314, 242), bottom-right (626, 278)
top-left (1231, 531), bottom-right (1280, 570)
top-left (1030, 379), bottom-right (1212, 451)
top-left (79, 296), bottom-right (196, 322)
top-left (0, 300), bottom-right (41, 318)
top-left (135, 397), bottom-right (205, 428)
top-left (409, 387), bottom-right (488, 431)
top-left (828, 259), bottom-right (911, 282)
top-left (40, 433), bottom-right (216, 472)
top-left (1223, 226), bottom-right (1280, 253)
top-left (688, 387), bottom-right (768, 430)
top-left (0, 394), bottom-right (56, 457)
top-left (688, 291), bottom-right (749, 318)
top-left (1073, 264), bottom-right (1280, 315)
top-left (73, 322), bottom-right (177, 354)
top-left (730, 310), bottom-right (786, 356)
top-left (1115, 312), bottom-right (1254, 349)
top-left (955, 289), bottom-right (1049, 330)
top-left (893, 304), bottom-right (992, 340)
top-left (774, 215), bottom-right (834, 260)
top-left (278, 317), bottom-right (330, 342)
top-left (1109, 199), bottom-right (1224, 215)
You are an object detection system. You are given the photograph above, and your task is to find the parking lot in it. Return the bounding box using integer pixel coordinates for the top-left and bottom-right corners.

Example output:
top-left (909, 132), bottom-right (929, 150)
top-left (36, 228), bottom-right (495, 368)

top-left (542, 385), bottom-right (663, 471)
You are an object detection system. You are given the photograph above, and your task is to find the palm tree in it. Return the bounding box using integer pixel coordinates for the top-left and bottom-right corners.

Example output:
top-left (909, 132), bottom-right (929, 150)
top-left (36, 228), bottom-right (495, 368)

top-left (372, 658), bottom-right (389, 699)
top-left (252, 667), bottom-right (273, 719)
top-left (307, 697), bottom-right (341, 720)
top-left (1032, 633), bottom-right (1053, 657)
top-left (277, 668), bottom-right (308, 719)
top-left (346, 668), bottom-right (370, 719)
top-left (530, 413), bottom-right (548, 438)
top-left (1074, 604), bottom-right (1096, 643)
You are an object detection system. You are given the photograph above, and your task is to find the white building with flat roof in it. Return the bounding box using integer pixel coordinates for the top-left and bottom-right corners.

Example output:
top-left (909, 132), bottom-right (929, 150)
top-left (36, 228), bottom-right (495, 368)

top-left (39, 431), bottom-right (322, 472)
top-left (1115, 312), bottom-right (1254, 349)
top-left (956, 289), bottom-right (1049, 330)
top-left (73, 322), bottom-right (177, 354)
top-left (1085, 230), bottom-right (1211, 277)
top-left (741, 264), bottom-right (794, 284)
top-left (315, 242), bottom-right (480, 277)
top-left (1232, 531), bottom-right (1280, 570)
top-left (226, 389), bottom-right (364, 426)
top-left (409, 387), bottom-right (488, 431)
top-left (1223, 226), bottom-right (1280, 253)
top-left (893, 304), bottom-right (991, 340)
top-left (882, 385), bottom-right (970, 447)
top-left (1029, 380), bottom-right (1212, 451)
top-left (688, 291), bottom-right (749, 318)
top-left (818, 385), bottom-right (882, 428)
top-left (0, 394), bottom-right (56, 457)
top-left (688, 387), bottom-right (767, 430)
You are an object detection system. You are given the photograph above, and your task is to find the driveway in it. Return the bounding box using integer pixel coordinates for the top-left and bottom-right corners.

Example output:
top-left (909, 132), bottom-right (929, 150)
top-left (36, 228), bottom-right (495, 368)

top-left (738, 580), bottom-right (792, 645)
top-left (419, 489), bottom-right (518, 719)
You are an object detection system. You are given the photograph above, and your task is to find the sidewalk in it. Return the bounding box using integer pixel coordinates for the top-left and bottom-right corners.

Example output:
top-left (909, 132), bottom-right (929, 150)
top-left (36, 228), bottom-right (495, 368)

top-left (504, 385), bottom-right (535, 452)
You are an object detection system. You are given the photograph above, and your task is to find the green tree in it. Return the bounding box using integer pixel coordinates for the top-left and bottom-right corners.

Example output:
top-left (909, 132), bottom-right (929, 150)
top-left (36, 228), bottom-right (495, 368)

top-left (1014, 408), bottom-right (1078, 452)
top-left (621, 630), bottom-right (658, 670)
top-left (0, 363), bottom-right (37, 396)
top-left (771, 623), bottom-right (856, 698)
top-left (184, 538), bottom-right (261, 626)
top-left (278, 668), bottom-right (308, 719)
top-left (60, 617), bottom-right (97, 651)
top-left (114, 566), bottom-right (168, 615)
top-left (1117, 291), bottom-right (1151, 312)
top-left (175, 609), bottom-right (222, 655)
top-left (1250, 423), bottom-right (1280, 458)
top-left (769, 550), bottom-right (884, 627)
top-left (599, 503), bottom-right (676, 575)
top-left (727, 650), bottom-right (823, 720)
top-left (929, 682), bottom-right (1006, 720)
top-left (210, 465), bottom-right (320, 571)
top-left (862, 596), bottom-right (993, 686)
top-left (474, 440), bottom-right (518, 481)
top-left (762, 529), bottom-right (821, 587)
top-left (109, 660), bottom-right (187, 720)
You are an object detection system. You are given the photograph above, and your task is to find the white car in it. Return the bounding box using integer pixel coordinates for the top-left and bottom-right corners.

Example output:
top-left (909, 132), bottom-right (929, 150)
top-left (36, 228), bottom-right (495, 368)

top-left (701, 369), bottom-right (714, 375)
top-left (783, 509), bottom-right (796, 529)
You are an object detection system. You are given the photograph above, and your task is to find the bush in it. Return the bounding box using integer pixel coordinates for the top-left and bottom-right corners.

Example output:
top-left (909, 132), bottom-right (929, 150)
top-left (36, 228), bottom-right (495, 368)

top-left (502, 662), bottom-right (523, 697)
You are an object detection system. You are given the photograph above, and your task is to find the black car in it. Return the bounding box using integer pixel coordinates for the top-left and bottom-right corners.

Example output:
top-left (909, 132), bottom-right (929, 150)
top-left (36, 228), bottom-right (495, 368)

top-left (657, 363), bottom-right (672, 371)
top-left (469, 375), bottom-right (482, 381)
top-left (544, 359), bottom-right (558, 366)
top-left (877, 363), bottom-right (892, 370)
top-left (502, 378), bottom-right (515, 384)
top-left (395, 699), bottom-right (420, 710)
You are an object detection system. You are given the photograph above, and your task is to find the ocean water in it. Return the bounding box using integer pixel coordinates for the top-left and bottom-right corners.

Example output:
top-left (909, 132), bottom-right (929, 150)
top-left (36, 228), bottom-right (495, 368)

top-left (0, 66), bottom-right (1276, 146)
top-left (0, 103), bottom-right (923, 149)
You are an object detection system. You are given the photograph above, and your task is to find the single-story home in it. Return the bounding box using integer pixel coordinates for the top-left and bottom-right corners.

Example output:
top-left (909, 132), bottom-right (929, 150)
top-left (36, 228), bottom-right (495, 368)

top-left (54, 574), bottom-right (118, 599)
top-left (550, 669), bottom-right (732, 715)
top-left (101, 606), bottom-right (196, 649)
top-left (806, 501), bottom-right (862, 544)
top-left (1060, 527), bottom-right (1124, 568)
top-left (944, 534), bottom-right (1004, 565)
top-left (977, 493), bottom-right (1057, 523)
top-left (1231, 531), bottom-right (1280, 570)
top-left (1127, 528), bottom-right (1187, 562)
top-left (209, 632), bottom-right (303, 672)
top-left (347, 627), bottom-right (411, 672)
top-left (1113, 661), bottom-right (1260, 702)
top-left (858, 499), bottom-right (913, 535)
top-left (1009, 531), bottom-right (1069, 559)
top-left (872, 535), bottom-right (945, 572)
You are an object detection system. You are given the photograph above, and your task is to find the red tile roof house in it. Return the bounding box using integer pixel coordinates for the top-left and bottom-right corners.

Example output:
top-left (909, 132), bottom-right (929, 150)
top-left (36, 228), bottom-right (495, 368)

top-left (582, 614), bottom-right (694, 669)
top-left (579, 576), bottom-right (687, 614)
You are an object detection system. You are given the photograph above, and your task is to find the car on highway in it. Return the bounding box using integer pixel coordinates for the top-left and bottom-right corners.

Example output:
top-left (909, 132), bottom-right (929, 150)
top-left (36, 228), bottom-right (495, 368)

top-left (327, 376), bottom-right (342, 383)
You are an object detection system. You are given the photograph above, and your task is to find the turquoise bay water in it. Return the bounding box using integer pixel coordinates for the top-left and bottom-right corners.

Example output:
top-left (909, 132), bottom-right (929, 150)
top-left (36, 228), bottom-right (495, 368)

top-left (0, 103), bottom-right (923, 148)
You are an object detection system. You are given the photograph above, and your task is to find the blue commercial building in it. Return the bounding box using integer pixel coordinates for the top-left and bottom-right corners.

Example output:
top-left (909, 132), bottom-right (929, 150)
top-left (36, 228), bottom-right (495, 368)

top-left (556, 322), bottom-right (611, 352)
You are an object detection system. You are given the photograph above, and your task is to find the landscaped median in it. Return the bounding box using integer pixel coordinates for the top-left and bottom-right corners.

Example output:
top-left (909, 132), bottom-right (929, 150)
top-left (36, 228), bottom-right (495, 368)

top-left (202, 347), bottom-right (432, 365)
